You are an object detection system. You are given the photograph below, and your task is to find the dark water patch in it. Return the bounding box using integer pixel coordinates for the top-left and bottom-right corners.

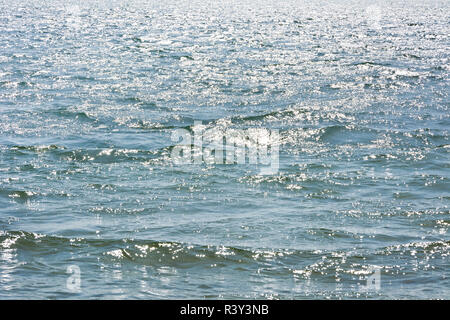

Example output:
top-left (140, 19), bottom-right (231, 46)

top-left (319, 125), bottom-right (377, 145)
top-left (0, 189), bottom-right (38, 202)
top-left (11, 145), bottom-right (64, 153)
top-left (50, 109), bottom-right (98, 123)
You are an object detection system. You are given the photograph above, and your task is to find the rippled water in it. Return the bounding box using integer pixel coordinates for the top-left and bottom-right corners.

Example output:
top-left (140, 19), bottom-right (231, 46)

top-left (0, 0), bottom-right (449, 299)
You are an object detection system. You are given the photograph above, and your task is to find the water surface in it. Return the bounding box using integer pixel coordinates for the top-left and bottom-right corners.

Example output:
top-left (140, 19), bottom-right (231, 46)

top-left (0, 0), bottom-right (449, 299)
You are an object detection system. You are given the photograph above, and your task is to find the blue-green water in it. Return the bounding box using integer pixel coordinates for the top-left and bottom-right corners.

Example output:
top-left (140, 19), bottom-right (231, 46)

top-left (0, 0), bottom-right (449, 299)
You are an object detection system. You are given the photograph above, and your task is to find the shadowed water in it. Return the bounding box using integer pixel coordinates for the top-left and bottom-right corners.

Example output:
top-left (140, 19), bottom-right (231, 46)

top-left (0, 0), bottom-right (449, 299)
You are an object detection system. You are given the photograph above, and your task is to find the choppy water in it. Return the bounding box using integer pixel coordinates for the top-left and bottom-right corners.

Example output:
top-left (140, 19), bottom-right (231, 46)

top-left (0, 0), bottom-right (449, 299)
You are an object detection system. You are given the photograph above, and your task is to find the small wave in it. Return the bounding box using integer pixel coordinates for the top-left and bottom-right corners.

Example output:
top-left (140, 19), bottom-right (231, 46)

top-left (0, 231), bottom-right (307, 267)
top-left (45, 108), bottom-right (99, 124)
